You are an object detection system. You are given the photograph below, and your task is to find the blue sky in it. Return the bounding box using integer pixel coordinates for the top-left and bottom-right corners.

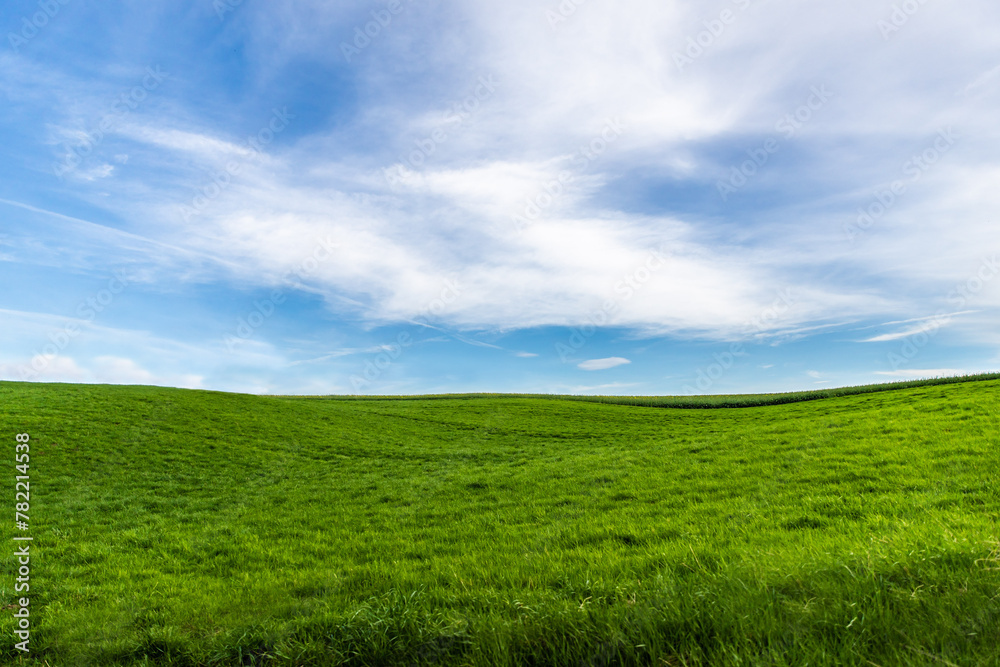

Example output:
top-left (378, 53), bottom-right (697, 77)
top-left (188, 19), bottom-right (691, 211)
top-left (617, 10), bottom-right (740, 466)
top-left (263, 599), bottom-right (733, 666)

top-left (1, 0), bottom-right (998, 395)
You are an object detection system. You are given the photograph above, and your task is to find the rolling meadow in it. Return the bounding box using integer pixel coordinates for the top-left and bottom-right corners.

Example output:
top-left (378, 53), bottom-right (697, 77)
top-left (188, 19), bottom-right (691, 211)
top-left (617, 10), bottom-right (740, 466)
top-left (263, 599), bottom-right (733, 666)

top-left (1, 375), bottom-right (999, 665)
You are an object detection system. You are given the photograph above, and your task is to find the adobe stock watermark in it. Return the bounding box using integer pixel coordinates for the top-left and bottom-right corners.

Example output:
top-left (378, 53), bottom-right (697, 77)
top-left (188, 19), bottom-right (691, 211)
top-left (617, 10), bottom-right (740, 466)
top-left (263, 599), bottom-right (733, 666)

top-left (878, 0), bottom-right (932, 40)
top-left (545, 0), bottom-right (588, 30)
top-left (213, 0), bottom-right (244, 21)
top-left (223, 236), bottom-right (338, 352)
top-left (383, 75), bottom-right (499, 187)
top-left (555, 248), bottom-right (667, 362)
top-left (13, 432), bottom-right (32, 653)
top-left (179, 107), bottom-right (294, 222)
top-left (844, 127), bottom-right (958, 243)
top-left (53, 66), bottom-right (168, 179)
top-left (887, 255), bottom-right (997, 370)
top-left (717, 85), bottom-right (833, 201)
top-left (340, 0), bottom-right (413, 63)
top-left (682, 289), bottom-right (796, 394)
top-left (349, 278), bottom-right (463, 391)
top-left (512, 117), bottom-right (627, 234)
top-left (947, 255), bottom-right (999, 309)
top-left (7, 0), bottom-right (72, 53)
top-left (673, 0), bottom-right (758, 72)
top-left (15, 270), bottom-right (131, 381)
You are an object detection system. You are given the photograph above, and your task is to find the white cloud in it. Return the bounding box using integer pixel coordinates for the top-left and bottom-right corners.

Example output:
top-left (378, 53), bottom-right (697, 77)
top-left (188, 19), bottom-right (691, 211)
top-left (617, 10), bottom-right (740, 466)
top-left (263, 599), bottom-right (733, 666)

top-left (0, 354), bottom-right (203, 389)
top-left (875, 369), bottom-right (968, 378)
top-left (578, 357), bottom-right (631, 371)
top-left (0, 355), bottom-right (87, 383)
top-left (117, 125), bottom-right (257, 161)
top-left (10, 0), bottom-right (1000, 364)
top-left (568, 382), bottom-right (642, 394)
top-left (74, 163), bottom-right (115, 181)
top-left (84, 0), bottom-right (991, 344)
top-left (92, 356), bottom-right (156, 384)
top-left (863, 318), bottom-right (951, 343)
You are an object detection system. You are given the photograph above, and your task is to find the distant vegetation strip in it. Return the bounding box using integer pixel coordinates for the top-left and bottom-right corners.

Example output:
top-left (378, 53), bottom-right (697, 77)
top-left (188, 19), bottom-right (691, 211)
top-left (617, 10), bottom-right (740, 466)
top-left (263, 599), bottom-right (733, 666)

top-left (557, 372), bottom-right (1000, 408)
top-left (289, 371), bottom-right (1000, 408)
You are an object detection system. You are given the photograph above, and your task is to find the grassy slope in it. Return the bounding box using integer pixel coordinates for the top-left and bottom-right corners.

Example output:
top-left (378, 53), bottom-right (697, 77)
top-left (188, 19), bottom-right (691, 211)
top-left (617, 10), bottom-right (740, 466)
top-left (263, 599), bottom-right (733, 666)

top-left (297, 372), bottom-right (1000, 408)
top-left (0, 378), bottom-right (998, 665)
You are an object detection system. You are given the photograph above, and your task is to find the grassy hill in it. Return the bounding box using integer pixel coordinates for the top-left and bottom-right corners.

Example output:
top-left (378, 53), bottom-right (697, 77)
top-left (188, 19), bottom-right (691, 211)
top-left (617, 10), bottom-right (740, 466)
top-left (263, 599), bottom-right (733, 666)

top-left (2, 376), bottom-right (999, 665)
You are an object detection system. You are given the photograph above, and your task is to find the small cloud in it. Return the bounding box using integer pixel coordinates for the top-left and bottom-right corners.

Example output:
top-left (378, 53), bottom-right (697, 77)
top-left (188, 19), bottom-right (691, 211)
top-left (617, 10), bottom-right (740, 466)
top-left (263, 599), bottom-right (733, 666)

top-left (175, 374), bottom-right (205, 389)
top-left (807, 370), bottom-right (822, 379)
top-left (0, 355), bottom-right (86, 382)
top-left (578, 357), bottom-right (631, 371)
top-left (759, 364), bottom-right (774, 369)
top-left (76, 163), bottom-right (115, 181)
top-left (569, 382), bottom-right (640, 393)
top-left (875, 369), bottom-right (967, 378)
top-left (114, 154), bottom-right (129, 164)
top-left (93, 356), bottom-right (154, 384)
top-left (515, 351), bottom-right (539, 358)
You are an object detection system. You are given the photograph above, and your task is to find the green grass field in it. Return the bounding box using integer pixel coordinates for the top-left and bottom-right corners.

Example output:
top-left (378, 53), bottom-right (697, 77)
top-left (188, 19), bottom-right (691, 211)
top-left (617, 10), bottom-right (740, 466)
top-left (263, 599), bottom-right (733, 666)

top-left (2, 376), bottom-right (999, 665)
